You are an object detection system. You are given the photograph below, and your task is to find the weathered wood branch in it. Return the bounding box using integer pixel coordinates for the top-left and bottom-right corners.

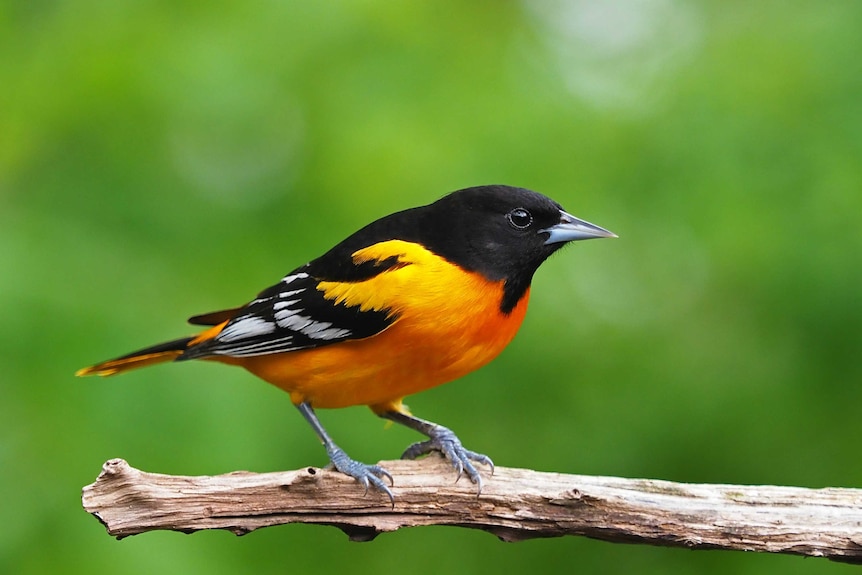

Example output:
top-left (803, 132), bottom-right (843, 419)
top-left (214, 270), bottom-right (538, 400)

top-left (82, 457), bottom-right (862, 563)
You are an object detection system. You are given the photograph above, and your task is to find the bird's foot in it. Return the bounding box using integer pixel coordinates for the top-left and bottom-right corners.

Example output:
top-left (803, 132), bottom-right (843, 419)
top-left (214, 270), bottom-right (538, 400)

top-left (326, 445), bottom-right (394, 505)
top-left (401, 425), bottom-right (494, 494)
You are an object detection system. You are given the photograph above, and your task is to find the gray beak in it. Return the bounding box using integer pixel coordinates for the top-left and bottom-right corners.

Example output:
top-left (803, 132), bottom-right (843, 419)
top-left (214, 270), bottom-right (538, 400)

top-left (541, 210), bottom-right (617, 245)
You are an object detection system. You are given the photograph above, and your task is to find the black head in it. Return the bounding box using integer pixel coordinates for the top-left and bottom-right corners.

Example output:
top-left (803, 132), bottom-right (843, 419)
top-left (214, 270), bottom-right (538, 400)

top-left (414, 185), bottom-right (615, 311)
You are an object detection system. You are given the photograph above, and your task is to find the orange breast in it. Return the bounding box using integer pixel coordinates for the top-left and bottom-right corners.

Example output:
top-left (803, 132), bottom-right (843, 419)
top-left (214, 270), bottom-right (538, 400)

top-left (214, 240), bottom-right (530, 410)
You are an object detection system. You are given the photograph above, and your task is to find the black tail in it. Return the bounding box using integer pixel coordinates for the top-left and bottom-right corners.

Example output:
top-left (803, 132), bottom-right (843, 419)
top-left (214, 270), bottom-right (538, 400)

top-left (76, 336), bottom-right (194, 377)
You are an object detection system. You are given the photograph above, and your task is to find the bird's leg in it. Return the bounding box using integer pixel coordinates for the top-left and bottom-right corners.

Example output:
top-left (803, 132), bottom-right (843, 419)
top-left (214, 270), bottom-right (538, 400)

top-left (380, 410), bottom-right (494, 494)
top-left (296, 402), bottom-right (394, 504)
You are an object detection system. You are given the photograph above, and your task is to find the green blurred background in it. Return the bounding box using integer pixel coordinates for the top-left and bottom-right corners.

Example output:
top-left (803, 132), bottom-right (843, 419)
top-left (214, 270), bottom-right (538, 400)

top-left (2, 1), bottom-right (861, 573)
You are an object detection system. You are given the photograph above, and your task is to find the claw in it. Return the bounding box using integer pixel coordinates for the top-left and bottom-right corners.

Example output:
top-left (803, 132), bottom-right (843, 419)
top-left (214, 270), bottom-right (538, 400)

top-left (400, 425), bottom-right (494, 494)
top-left (327, 445), bottom-right (395, 505)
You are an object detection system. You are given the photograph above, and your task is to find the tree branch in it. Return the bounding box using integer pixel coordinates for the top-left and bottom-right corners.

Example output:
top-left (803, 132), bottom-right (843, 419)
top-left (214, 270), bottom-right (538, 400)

top-left (82, 457), bottom-right (862, 563)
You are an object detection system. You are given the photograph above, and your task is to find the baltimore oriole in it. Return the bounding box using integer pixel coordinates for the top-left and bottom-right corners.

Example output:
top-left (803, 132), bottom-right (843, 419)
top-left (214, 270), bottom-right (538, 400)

top-left (78, 185), bottom-right (615, 501)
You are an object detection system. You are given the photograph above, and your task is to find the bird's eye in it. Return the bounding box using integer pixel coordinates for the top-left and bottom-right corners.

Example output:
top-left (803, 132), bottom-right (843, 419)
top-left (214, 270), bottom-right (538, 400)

top-left (507, 208), bottom-right (533, 230)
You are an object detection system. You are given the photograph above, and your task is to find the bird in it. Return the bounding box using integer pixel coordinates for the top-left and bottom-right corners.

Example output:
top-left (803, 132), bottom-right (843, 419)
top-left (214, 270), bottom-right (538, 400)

top-left (77, 184), bottom-right (615, 502)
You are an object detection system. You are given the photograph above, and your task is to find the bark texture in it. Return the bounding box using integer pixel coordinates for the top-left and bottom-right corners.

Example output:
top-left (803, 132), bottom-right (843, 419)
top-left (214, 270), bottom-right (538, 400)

top-left (82, 457), bottom-right (862, 563)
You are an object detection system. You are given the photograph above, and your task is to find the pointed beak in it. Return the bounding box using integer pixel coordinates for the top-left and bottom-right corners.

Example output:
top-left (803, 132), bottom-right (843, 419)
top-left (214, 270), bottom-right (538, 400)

top-left (540, 210), bottom-right (617, 245)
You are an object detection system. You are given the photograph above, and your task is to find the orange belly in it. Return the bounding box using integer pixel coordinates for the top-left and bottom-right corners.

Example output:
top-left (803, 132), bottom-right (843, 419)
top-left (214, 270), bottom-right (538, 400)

top-left (230, 285), bottom-right (528, 410)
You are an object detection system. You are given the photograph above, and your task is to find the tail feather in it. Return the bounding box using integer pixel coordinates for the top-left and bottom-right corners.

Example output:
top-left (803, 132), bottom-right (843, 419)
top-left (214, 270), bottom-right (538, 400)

top-left (76, 336), bottom-right (194, 377)
top-left (188, 307), bottom-right (242, 326)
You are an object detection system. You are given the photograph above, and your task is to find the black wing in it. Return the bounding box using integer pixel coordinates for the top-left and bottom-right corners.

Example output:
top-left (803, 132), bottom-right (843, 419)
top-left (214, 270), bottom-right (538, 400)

top-left (180, 268), bottom-right (396, 360)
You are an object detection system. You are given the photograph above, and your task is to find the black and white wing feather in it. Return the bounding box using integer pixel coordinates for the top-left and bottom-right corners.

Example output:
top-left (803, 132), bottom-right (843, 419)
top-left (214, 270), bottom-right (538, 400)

top-left (180, 269), bottom-right (395, 360)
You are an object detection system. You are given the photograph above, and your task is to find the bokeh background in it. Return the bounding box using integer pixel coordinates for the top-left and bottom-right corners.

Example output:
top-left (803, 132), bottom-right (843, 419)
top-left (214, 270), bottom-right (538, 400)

top-left (3, 1), bottom-right (861, 573)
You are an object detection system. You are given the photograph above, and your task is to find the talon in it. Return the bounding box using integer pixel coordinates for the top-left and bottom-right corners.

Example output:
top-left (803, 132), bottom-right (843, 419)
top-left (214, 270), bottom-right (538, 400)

top-left (381, 410), bottom-right (493, 495)
top-left (326, 445), bottom-right (395, 504)
top-left (367, 464), bottom-right (394, 486)
top-left (398, 424), bottom-right (492, 492)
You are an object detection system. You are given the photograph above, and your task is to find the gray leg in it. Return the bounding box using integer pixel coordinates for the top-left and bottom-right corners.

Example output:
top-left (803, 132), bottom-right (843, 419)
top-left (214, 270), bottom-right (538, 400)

top-left (296, 402), bottom-right (393, 504)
